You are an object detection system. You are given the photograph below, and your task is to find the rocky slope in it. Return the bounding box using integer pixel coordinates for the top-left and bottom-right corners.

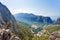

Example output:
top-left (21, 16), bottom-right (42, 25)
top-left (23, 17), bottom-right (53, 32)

top-left (0, 28), bottom-right (20, 40)
top-left (0, 2), bottom-right (17, 33)
top-left (50, 32), bottom-right (60, 40)
top-left (0, 2), bottom-right (20, 40)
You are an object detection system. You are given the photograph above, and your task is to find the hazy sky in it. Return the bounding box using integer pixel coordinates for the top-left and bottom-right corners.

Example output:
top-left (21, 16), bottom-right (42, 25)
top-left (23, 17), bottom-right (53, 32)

top-left (0, 0), bottom-right (60, 19)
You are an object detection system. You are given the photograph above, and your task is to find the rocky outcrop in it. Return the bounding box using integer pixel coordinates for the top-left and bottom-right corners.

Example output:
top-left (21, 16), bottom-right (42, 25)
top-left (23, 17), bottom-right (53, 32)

top-left (50, 32), bottom-right (60, 40)
top-left (0, 2), bottom-right (17, 33)
top-left (0, 2), bottom-right (21, 40)
top-left (0, 28), bottom-right (20, 40)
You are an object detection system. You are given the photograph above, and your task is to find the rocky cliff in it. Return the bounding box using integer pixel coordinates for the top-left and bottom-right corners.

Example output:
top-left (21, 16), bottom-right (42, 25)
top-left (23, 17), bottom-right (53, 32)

top-left (0, 2), bottom-right (17, 33)
top-left (56, 17), bottom-right (60, 24)
top-left (0, 2), bottom-right (20, 40)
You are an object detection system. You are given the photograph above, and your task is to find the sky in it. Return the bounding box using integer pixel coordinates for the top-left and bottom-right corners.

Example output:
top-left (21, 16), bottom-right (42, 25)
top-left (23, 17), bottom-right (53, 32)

top-left (0, 0), bottom-right (60, 20)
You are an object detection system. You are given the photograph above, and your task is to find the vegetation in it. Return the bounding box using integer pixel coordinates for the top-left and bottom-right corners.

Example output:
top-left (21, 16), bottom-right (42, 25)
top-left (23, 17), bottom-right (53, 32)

top-left (16, 21), bottom-right (60, 40)
top-left (16, 21), bottom-right (50, 40)
top-left (44, 25), bottom-right (60, 33)
top-left (32, 34), bottom-right (49, 40)
top-left (16, 21), bottom-right (34, 40)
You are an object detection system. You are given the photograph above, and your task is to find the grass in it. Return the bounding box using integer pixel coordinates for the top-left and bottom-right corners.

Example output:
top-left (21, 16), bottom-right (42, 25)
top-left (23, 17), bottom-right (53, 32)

top-left (44, 25), bottom-right (60, 33)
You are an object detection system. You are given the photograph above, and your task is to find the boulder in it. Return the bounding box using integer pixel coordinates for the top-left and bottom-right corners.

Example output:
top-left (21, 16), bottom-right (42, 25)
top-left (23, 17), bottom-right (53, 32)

top-left (50, 32), bottom-right (60, 40)
top-left (0, 28), bottom-right (20, 40)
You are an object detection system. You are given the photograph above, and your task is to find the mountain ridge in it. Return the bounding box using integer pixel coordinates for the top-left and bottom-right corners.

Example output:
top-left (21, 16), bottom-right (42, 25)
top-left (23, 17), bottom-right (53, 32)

top-left (14, 13), bottom-right (53, 24)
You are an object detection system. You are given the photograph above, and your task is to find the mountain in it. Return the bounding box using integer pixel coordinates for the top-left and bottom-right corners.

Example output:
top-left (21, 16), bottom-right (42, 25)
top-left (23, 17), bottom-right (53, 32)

top-left (14, 13), bottom-right (53, 24)
top-left (0, 2), bottom-right (17, 33)
top-left (55, 17), bottom-right (60, 24)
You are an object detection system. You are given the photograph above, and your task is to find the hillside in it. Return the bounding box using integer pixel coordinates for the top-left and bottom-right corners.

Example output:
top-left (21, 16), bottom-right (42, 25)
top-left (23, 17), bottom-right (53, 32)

top-left (17, 21), bottom-right (34, 40)
top-left (0, 2), bottom-right (17, 33)
top-left (44, 25), bottom-right (60, 33)
top-left (0, 2), bottom-right (20, 40)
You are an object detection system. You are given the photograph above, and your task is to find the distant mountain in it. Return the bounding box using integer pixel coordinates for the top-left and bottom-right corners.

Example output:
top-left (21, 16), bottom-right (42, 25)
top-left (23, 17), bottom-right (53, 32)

top-left (14, 13), bottom-right (53, 24)
top-left (55, 17), bottom-right (60, 24)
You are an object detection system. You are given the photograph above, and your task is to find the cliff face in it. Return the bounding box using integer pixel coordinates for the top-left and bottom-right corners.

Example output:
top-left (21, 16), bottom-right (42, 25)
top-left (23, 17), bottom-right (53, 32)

top-left (56, 18), bottom-right (60, 24)
top-left (0, 2), bottom-right (17, 33)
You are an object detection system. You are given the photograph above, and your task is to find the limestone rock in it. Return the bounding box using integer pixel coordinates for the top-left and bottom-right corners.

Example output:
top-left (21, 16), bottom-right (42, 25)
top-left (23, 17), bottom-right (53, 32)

top-left (50, 32), bottom-right (60, 40)
top-left (0, 28), bottom-right (20, 40)
top-left (0, 2), bottom-right (17, 33)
